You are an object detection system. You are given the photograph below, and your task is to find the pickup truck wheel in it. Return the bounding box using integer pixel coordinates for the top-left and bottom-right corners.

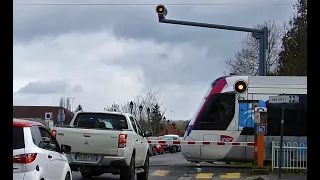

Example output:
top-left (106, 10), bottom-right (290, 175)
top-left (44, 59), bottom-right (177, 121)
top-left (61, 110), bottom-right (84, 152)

top-left (80, 171), bottom-right (92, 178)
top-left (137, 154), bottom-right (149, 180)
top-left (120, 155), bottom-right (135, 180)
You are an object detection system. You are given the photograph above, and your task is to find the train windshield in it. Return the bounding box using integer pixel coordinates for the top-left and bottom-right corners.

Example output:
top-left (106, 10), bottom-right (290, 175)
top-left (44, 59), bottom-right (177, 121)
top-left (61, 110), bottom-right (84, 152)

top-left (193, 92), bottom-right (236, 130)
top-left (189, 86), bottom-right (213, 123)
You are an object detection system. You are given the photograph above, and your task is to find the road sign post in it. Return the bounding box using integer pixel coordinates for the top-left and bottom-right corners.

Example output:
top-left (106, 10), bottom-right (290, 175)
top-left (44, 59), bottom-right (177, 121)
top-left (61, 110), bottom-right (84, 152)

top-left (269, 94), bottom-right (299, 178)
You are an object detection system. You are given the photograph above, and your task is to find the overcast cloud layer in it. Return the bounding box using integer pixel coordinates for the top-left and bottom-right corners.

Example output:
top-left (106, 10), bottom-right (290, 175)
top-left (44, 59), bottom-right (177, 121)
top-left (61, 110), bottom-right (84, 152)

top-left (13, 0), bottom-right (295, 120)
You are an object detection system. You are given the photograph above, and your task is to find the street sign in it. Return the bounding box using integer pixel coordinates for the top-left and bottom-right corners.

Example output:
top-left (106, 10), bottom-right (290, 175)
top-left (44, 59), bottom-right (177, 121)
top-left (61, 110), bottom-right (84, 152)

top-left (254, 107), bottom-right (267, 124)
top-left (269, 95), bottom-right (299, 104)
top-left (257, 124), bottom-right (267, 134)
top-left (254, 107), bottom-right (267, 112)
top-left (45, 112), bottom-right (52, 120)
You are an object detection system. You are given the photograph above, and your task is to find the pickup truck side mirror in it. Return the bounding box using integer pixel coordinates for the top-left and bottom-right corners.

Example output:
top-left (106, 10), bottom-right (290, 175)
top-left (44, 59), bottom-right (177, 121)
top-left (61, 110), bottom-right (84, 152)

top-left (143, 130), bottom-right (152, 137)
top-left (60, 144), bottom-right (71, 153)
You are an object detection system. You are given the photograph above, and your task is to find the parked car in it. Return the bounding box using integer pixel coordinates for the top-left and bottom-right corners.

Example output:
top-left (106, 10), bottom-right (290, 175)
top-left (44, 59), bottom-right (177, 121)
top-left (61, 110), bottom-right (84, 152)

top-left (164, 134), bottom-right (181, 152)
top-left (149, 144), bottom-right (157, 156)
top-left (161, 136), bottom-right (180, 153)
top-left (53, 111), bottom-right (150, 180)
top-left (155, 144), bottom-right (164, 154)
top-left (13, 119), bottom-right (72, 180)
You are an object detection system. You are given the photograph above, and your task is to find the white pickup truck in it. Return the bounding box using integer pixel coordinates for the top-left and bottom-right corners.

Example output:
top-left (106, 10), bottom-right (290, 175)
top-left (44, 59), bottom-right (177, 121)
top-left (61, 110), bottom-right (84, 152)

top-left (53, 111), bottom-right (152, 180)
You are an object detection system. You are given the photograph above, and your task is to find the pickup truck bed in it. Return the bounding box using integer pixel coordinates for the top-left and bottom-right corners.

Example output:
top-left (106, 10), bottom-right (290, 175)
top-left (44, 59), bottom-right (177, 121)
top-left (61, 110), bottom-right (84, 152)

top-left (56, 128), bottom-right (121, 155)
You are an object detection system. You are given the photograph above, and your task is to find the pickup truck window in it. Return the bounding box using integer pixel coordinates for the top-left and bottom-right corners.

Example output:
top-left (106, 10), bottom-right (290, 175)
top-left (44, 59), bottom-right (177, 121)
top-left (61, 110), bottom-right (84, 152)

top-left (134, 118), bottom-right (144, 136)
top-left (129, 117), bottom-right (138, 133)
top-left (73, 113), bottom-right (128, 130)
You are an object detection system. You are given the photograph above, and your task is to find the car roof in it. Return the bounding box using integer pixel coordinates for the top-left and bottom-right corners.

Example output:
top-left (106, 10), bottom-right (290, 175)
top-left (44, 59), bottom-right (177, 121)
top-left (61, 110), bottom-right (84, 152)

top-left (13, 118), bottom-right (46, 128)
top-left (76, 111), bottom-right (132, 117)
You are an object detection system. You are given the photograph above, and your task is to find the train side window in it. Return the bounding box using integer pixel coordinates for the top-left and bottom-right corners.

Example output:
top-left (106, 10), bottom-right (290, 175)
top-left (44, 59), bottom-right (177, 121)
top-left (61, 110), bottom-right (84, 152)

top-left (266, 94), bottom-right (307, 136)
top-left (193, 92), bottom-right (236, 130)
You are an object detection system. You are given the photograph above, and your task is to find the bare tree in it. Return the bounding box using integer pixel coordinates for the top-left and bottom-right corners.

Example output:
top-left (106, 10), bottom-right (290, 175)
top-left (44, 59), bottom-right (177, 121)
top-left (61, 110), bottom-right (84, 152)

top-left (66, 98), bottom-right (71, 111)
top-left (225, 20), bottom-right (283, 75)
top-left (105, 90), bottom-right (165, 129)
top-left (59, 97), bottom-right (65, 108)
top-left (105, 101), bottom-right (121, 112)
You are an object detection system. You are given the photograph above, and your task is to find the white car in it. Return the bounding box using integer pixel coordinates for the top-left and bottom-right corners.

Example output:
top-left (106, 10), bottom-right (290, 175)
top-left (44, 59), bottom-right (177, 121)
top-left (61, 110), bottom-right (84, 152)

top-left (13, 119), bottom-right (72, 180)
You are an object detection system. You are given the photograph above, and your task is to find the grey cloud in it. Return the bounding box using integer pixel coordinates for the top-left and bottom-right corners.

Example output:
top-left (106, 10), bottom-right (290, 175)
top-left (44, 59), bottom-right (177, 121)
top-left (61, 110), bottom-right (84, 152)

top-left (72, 85), bottom-right (83, 93)
top-left (14, 1), bottom-right (294, 47)
top-left (16, 80), bottom-right (70, 94)
top-left (101, 44), bottom-right (225, 86)
top-left (16, 79), bottom-right (83, 95)
top-left (13, 0), bottom-right (295, 89)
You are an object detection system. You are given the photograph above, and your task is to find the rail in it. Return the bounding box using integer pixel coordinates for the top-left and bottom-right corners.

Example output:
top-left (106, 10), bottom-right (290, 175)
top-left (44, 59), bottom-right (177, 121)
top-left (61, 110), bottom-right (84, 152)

top-left (271, 141), bottom-right (307, 171)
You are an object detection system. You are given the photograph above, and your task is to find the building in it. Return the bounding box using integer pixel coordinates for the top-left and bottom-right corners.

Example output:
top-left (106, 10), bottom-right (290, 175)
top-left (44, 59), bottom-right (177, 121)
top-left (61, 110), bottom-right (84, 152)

top-left (13, 106), bottom-right (74, 125)
top-left (157, 123), bottom-right (185, 137)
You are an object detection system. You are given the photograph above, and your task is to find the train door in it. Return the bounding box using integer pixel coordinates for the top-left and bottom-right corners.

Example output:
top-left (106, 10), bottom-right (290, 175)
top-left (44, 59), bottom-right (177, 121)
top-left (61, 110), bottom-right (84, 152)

top-left (200, 134), bottom-right (219, 161)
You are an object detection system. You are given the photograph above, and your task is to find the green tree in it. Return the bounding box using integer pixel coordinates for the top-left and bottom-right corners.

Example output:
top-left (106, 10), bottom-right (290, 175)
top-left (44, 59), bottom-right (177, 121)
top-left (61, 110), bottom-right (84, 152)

top-left (151, 104), bottom-right (162, 135)
top-left (278, 0), bottom-right (307, 76)
top-left (75, 104), bottom-right (83, 112)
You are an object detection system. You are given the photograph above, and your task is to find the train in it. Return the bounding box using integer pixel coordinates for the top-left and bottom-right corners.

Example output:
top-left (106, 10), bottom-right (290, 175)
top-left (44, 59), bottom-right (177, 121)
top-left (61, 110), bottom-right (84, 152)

top-left (181, 75), bottom-right (307, 163)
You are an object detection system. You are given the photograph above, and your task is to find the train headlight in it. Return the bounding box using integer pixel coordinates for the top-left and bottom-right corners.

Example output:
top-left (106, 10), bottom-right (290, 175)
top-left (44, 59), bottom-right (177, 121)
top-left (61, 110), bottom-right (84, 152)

top-left (156, 5), bottom-right (168, 20)
top-left (234, 80), bottom-right (247, 94)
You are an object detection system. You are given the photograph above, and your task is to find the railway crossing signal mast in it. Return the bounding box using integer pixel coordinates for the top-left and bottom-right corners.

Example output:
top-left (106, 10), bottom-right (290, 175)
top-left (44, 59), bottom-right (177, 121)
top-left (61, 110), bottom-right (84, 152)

top-left (155, 5), bottom-right (268, 76)
top-left (234, 80), bottom-right (266, 168)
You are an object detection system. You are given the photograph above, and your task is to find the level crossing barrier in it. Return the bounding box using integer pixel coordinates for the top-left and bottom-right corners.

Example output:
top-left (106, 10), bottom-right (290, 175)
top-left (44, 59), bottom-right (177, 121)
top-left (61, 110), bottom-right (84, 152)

top-left (147, 140), bottom-right (256, 147)
top-left (271, 141), bottom-right (307, 171)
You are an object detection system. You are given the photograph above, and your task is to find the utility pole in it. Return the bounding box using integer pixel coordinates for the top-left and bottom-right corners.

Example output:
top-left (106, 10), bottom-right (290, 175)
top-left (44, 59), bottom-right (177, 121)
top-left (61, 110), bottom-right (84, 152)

top-left (155, 5), bottom-right (268, 76)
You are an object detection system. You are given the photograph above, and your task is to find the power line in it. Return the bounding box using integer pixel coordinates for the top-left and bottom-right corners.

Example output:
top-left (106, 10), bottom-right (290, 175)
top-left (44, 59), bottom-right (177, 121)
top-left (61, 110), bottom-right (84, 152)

top-left (13, 2), bottom-right (293, 6)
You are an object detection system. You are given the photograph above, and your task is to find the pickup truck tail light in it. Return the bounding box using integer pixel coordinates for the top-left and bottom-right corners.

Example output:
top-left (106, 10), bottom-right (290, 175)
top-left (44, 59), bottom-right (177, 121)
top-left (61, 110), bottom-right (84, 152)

top-left (51, 130), bottom-right (57, 137)
top-left (13, 153), bottom-right (37, 164)
top-left (118, 134), bottom-right (128, 148)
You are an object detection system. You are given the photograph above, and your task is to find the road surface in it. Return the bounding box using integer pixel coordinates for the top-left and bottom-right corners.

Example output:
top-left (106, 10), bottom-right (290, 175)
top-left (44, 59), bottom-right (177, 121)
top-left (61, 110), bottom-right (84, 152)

top-left (72, 152), bottom-right (249, 179)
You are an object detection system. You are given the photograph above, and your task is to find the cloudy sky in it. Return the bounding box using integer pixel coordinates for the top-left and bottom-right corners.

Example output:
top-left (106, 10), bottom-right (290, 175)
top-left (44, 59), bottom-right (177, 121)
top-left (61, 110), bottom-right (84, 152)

top-left (13, 0), bottom-right (295, 120)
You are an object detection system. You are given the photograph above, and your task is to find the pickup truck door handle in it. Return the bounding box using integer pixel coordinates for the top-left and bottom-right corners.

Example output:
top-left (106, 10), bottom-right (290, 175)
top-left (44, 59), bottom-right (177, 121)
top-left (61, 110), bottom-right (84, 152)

top-left (135, 139), bottom-right (139, 141)
top-left (48, 155), bottom-right (52, 159)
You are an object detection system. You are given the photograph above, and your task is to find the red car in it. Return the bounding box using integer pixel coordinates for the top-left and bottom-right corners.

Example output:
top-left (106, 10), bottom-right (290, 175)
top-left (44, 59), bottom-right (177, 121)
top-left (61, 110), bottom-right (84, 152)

top-left (155, 144), bottom-right (164, 154)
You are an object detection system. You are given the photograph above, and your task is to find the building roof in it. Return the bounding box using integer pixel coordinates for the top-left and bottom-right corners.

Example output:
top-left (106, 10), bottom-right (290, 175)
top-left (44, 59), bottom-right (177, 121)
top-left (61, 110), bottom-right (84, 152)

top-left (13, 118), bottom-right (46, 128)
top-left (158, 123), bottom-right (185, 137)
top-left (13, 106), bottom-right (74, 124)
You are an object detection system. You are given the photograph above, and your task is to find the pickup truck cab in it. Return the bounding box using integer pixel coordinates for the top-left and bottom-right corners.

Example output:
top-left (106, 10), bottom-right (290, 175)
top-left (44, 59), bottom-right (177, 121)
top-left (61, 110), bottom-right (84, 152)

top-left (53, 111), bottom-right (151, 180)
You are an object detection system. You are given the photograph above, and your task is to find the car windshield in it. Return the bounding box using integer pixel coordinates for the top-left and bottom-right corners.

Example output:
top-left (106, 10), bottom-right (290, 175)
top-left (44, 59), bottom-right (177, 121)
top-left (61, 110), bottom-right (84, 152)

top-left (73, 113), bottom-right (128, 130)
top-left (162, 137), bottom-right (173, 140)
top-left (13, 127), bottom-right (25, 150)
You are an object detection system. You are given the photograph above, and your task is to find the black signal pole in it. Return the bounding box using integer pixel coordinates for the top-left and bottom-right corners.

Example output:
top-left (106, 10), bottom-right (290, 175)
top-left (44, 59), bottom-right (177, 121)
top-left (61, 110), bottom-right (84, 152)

top-left (155, 5), bottom-right (268, 76)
